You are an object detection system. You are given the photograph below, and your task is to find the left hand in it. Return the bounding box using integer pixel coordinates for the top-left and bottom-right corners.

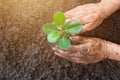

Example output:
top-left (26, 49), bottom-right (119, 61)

top-left (52, 36), bottom-right (107, 64)
top-left (64, 3), bottom-right (105, 33)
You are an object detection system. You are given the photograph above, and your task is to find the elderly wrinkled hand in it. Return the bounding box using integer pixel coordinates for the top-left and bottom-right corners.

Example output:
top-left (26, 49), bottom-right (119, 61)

top-left (52, 36), bottom-right (107, 64)
top-left (64, 3), bottom-right (105, 33)
top-left (52, 0), bottom-right (120, 64)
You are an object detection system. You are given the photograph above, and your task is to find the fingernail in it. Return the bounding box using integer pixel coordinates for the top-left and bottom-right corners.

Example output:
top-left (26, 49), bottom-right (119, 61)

top-left (66, 19), bottom-right (71, 22)
top-left (69, 37), bottom-right (72, 40)
top-left (54, 52), bottom-right (56, 54)
top-left (54, 52), bottom-right (58, 55)
top-left (52, 47), bottom-right (55, 50)
top-left (69, 36), bottom-right (77, 40)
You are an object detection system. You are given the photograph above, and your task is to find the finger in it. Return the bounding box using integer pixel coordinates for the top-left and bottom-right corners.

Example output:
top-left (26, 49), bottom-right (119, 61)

top-left (80, 19), bottom-right (103, 34)
top-left (70, 57), bottom-right (87, 64)
top-left (52, 45), bottom-right (80, 57)
top-left (69, 36), bottom-right (87, 44)
top-left (64, 10), bottom-right (86, 24)
top-left (90, 19), bottom-right (103, 31)
top-left (78, 14), bottom-right (97, 34)
top-left (64, 11), bottom-right (73, 19)
top-left (54, 52), bottom-right (71, 59)
top-left (54, 52), bottom-right (65, 58)
top-left (53, 45), bottom-right (91, 64)
top-left (54, 52), bottom-right (78, 63)
top-left (80, 22), bottom-right (94, 34)
top-left (65, 18), bottom-right (72, 22)
top-left (65, 16), bottom-right (84, 23)
top-left (77, 16), bottom-right (90, 25)
top-left (80, 14), bottom-right (94, 24)
top-left (52, 47), bottom-right (68, 57)
top-left (65, 12), bottom-right (85, 24)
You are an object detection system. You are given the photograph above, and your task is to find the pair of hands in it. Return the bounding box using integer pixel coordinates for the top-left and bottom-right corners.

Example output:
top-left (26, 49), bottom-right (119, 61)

top-left (52, 2), bottom-right (116, 64)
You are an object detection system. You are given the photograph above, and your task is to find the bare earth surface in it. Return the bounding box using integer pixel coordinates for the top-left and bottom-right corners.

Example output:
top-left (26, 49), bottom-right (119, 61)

top-left (0, 0), bottom-right (120, 80)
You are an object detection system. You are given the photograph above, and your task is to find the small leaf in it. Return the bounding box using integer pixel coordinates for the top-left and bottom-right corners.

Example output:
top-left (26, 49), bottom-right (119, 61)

top-left (47, 31), bottom-right (61, 43)
top-left (64, 21), bottom-right (83, 34)
top-left (53, 11), bottom-right (65, 26)
top-left (58, 37), bottom-right (71, 50)
top-left (42, 23), bottom-right (58, 35)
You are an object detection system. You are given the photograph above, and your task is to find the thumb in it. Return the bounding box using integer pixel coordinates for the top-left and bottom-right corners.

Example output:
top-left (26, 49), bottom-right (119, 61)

top-left (79, 23), bottom-right (93, 34)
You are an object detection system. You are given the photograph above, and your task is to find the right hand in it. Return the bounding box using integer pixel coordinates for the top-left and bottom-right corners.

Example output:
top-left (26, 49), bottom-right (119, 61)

top-left (65, 3), bottom-right (106, 33)
top-left (53, 36), bottom-right (108, 64)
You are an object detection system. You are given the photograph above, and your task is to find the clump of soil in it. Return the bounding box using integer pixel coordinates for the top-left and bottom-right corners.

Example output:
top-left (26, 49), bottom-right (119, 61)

top-left (0, 0), bottom-right (119, 80)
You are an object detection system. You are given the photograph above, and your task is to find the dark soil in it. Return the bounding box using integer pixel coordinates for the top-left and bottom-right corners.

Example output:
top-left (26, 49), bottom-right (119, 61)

top-left (0, 0), bottom-right (120, 80)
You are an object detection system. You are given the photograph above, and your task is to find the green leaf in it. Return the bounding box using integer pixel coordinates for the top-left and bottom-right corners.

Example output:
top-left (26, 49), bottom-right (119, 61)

top-left (53, 11), bottom-right (65, 26)
top-left (64, 21), bottom-right (83, 34)
top-left (47, 31), bottom-right (61, 43)
top-left (58, 37), bottom-right (71, 50)
top-left (42, 23), bottom-right (58, 35)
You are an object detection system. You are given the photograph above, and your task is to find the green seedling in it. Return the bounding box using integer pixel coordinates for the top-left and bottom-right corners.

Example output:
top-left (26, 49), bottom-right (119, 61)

top-left (42, 11), bottom-right (83, 50)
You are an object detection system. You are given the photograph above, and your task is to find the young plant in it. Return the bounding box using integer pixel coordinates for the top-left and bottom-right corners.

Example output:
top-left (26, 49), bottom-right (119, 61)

top-left (42, 11), bottom-right (83, 50)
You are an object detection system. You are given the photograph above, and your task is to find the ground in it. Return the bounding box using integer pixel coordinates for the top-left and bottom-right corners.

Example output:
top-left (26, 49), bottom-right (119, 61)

top-left (0, 0), bottom-right (120, 80)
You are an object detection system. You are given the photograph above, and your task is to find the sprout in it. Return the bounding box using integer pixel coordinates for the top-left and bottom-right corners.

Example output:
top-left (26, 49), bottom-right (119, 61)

top-left (42, 11), bottom-right (83, 50)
